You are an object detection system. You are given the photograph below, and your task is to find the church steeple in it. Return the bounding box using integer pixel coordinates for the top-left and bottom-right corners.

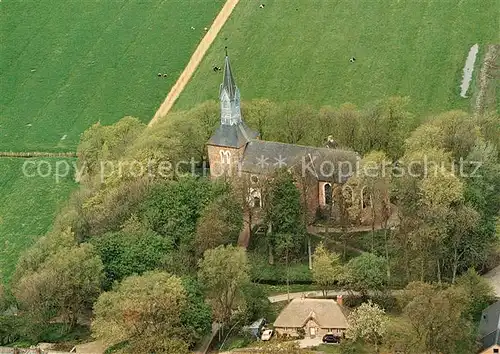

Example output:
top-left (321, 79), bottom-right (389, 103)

top-left (219, 53), bottom-right (242, 125)
top-left (207, 51), bottom-right (259, 149)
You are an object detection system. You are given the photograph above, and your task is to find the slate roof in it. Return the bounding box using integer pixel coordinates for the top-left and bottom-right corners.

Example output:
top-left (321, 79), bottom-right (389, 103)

top-left (240, 140), bottom-right (359, 182)
top-left (479, 301), bottom-right (500, 350)
top-left (207, 122), bottom-right (259, 148)
top-left (273, 298), bottom-right (348, 329)
top-left (222, 55), bottom-right (237, 100)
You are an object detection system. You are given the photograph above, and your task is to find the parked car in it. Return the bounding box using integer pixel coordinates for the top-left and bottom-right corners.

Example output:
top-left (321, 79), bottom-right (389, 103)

top-left (261, 329), bottom-right (273, 341)
top-left (322, 333), bottom-right (341, 344)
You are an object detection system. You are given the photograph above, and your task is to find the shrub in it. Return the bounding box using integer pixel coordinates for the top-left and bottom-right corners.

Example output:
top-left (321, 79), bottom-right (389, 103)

top-left (296, 328), bottom-right (306, 339)
top-left (342, 294), bottom-right (398, 312)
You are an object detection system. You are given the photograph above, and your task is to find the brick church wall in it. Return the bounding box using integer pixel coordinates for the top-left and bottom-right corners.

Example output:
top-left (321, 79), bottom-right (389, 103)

top-left (207, 144), bottom-right (245, 178)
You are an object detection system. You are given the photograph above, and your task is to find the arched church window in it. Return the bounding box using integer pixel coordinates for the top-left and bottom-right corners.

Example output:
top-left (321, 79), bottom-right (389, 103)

top-left (219, 150), bottom-right (231, 164)
top-left (324, 183), bottom-right (332, 205)
top-left (361, 186), bottom-right (368, 209)
top-left (342, 184), bottom-right (354, 204)
top-left (249, 188), bottom-right (262, 208)
top-left (253, 196), bottom-right (261, 208)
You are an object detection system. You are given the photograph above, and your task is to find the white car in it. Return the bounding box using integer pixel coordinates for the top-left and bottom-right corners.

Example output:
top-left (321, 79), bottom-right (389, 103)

top-left (261, 329), bottom-right (273, 341)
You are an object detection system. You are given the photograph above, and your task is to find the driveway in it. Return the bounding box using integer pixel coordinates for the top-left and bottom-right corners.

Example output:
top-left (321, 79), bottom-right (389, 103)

top-left (297, 337), bottom-right (323, 348)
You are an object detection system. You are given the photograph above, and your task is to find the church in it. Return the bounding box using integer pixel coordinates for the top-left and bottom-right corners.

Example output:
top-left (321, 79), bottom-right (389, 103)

top-left (206, 54), bottom-right (382, 236)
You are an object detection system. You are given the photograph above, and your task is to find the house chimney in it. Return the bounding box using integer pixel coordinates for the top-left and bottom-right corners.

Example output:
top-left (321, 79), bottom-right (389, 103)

top-left (337, 294), bottom-right (343, 306)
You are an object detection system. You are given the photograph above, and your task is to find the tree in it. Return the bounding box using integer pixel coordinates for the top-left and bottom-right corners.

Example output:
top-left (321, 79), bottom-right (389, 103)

top-left (91, 216), bottom-right (173, 289)
top-left (356, 151), bottom-right (392, 253)
top-left (263, 169), bottom-right (306, 261)
top-left (345, 253), bottom-right (386, 295)
top-left (312, 242), bottom-right (341, 296)
top-left (384, 317), bottom-right (418, 354)
top-left (455, 268), bottom-right (495, 321)
top-left (180, 277), bottom-right (213, 345)
top-left (140, 177), bottom-right (228, 274)
top-left (392, 112), bottom-right (500, 283)
top-left (198, 245), bottom-right (250, 328)
top-left (359, 97), bottom-right (413, 159)
top-left (194, 193), bottom-right (243, 256)
top-left (405, 110), bottom-right (478, 160)
top-left (392, 144), bottom-right (481, 283)
top-left (399, 281), bottom-right (475, 354)
top-left (346, 301), bottom-right (388, 352)
top-left (121, 101), bottom-right (218, 174)
top-left (140, 177), bottom-right (221, 242)
top-left (13, 227), bottom-right (76, 282)
top-left (14, 243), bottom-right (103, 329)
top-left (0, 315), bottom-right (26, 346)
top-left (475, 112), bottom-right (500, 156)
top-left (329, 103), bottom-right (361, 149)
top-left (272, 101), bottom-right (315, 145)
top-left (77, 117), bottom-right (145, 178)
top-left (418, 170), bottom-right (464, 283)
top-left (240, 283), bottom-right (272, 323)
top-left (461, 140), bottom-right (500, 272)
top-left (92, 271), bottom-right (191, 353)
top-left (274, 232), bottom-right (294, 301)
top-left (242, 99), bottom-right (278, 140)
top-left (0, 284), bottom-right (4, 311)
top-left (333, 183), bottom-right (354, 260)
top-left (446, 205), bottom-right (479, 283)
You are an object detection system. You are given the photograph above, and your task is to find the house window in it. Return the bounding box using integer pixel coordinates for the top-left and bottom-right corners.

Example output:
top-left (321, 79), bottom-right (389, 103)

top-left (494, 349), bottom-right (499, 353)
top-left (324, 183), bottom-right (332, 205)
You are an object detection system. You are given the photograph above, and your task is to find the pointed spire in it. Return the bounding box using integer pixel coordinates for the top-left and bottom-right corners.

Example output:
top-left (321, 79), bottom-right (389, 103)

top-left (222, 47), bottom-right (237, 100)
top-left (208, 50), bottom-right (260, 147)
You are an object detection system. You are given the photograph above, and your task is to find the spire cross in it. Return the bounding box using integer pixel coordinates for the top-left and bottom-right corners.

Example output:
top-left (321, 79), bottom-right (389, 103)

top-left (225, 46), bottom-right (228, 56)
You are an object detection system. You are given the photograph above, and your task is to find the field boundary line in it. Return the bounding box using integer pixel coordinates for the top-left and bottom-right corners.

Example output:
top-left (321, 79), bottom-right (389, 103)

top-left (475, 44), bottom-right (499, 115)
top-left (149, 0), bottom-right (240, 126)
top-left (0, 151), bottom-right (77, 158)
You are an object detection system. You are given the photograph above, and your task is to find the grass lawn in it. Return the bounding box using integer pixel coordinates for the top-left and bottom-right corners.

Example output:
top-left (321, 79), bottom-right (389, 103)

top-left (316, 344), bottom-right (342, 354)
top-left (175, 0), bottom-right (498, 117)
top-left (0, 158), bottom-right (77, 283)
top-left (0, 0), bottom-right (223, 152)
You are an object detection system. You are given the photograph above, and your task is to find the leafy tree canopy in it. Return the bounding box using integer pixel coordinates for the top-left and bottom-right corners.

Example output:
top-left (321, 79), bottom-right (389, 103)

top-left (92, 271), bottom-right (191, 353)
top-left (198, 245), bottom-right (250, 325)
top-left (345, 253), bottom-right (386, 294)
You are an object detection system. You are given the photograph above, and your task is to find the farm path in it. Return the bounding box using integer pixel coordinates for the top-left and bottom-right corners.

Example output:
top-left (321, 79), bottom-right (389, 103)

top-left (149, 0), bottom-right (240, 126)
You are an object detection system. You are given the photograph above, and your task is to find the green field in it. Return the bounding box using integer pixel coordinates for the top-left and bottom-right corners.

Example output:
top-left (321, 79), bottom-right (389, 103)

top-left (0, 158), bottom-right (77, 283)
top-left (0, 0), bottom-right (223, 282)
top-left (0, 0), bottom-right (223, 152)
top-left (176, 0), bottom-right (499, 116)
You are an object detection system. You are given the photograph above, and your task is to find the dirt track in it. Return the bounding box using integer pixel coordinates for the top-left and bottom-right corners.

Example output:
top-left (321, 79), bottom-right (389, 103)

top-left (149, 0), bottom-right (240, 126)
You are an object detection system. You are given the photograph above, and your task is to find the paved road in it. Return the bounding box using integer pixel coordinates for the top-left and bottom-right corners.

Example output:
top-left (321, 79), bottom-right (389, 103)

top-left (194, 322), bottom-right (222, 354)
top-left (149, 0), bottom-right (241, 126)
